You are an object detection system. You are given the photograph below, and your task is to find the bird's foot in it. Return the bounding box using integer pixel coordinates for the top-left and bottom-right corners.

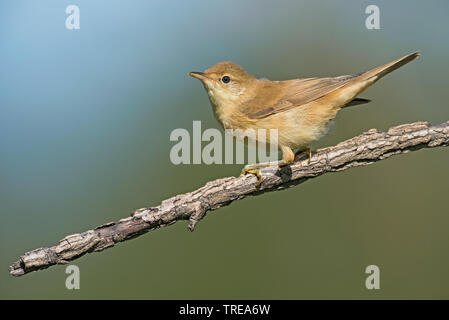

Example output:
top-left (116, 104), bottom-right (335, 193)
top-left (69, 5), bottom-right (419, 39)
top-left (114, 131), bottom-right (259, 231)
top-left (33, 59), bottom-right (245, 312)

top-left (295, 148), bottom-right (312, 164)
top-left (304, 148), bottom-right (312, 164)
top-left (241, 162), bottom-right (273, 187)
top-left (242, 168), bottom-right (263, 187)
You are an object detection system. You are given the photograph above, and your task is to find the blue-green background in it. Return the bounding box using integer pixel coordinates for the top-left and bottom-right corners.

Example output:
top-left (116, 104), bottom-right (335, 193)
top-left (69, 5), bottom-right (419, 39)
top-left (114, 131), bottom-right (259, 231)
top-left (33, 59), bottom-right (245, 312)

top-left (1, 0), bottom-right (448, 299)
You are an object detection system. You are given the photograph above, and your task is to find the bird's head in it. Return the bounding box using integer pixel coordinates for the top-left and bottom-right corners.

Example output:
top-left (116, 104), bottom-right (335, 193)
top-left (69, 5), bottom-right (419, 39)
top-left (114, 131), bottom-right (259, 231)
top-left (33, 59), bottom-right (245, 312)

top-left (189, 62), bottom-right (257, 105)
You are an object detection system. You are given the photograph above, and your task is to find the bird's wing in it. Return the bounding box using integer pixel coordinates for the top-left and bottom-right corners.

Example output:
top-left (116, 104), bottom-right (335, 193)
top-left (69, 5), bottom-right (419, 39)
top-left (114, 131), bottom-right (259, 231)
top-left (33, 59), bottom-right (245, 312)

top-left (244, 74), bottom-right (361, 119)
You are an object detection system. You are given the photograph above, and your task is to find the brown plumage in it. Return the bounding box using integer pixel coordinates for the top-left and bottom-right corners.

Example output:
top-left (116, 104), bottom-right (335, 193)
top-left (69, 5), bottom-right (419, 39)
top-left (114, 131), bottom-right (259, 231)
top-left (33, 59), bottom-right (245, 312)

top-left (189, 52), bottom-right (420, 185)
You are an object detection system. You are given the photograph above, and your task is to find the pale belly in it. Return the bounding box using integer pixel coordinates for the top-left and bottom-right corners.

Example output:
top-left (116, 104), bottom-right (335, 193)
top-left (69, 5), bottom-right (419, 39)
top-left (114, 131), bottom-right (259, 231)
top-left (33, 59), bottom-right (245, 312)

top-left (259, 110), bottom-right (329, 150)
top-left (226, 103), bottom-right (335, 151)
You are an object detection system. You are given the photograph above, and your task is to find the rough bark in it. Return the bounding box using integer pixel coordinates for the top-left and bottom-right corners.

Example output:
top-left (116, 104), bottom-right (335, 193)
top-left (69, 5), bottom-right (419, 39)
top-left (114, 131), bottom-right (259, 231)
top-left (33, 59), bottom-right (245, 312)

top-left (9, 121), bottom-right (449, 277)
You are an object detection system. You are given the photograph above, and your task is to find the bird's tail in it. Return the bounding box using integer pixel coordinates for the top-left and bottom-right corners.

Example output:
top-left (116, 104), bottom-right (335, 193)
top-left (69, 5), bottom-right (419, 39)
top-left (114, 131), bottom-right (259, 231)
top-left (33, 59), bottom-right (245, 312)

top-left (326, 51), bottom-right (420, 110)
top-left (358, 51), bottom-right (420, 82)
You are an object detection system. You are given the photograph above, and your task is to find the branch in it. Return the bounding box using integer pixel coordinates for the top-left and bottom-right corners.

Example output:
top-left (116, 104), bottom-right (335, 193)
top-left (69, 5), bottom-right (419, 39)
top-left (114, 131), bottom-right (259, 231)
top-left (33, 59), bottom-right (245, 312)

top-left (9, 121), bottom-right (449, 277)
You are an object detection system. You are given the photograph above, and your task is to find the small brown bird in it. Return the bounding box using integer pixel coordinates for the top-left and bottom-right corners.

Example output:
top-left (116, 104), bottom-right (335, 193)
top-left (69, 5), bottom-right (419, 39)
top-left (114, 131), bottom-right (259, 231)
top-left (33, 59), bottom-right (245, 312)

top-left (189, 52), bottom-right (420, 186)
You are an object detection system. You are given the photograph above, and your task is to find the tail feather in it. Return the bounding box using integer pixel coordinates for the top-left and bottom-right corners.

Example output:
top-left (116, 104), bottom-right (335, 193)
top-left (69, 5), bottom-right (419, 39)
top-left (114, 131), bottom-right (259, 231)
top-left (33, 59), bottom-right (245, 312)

top-left (326, 52), bottom-right (420, 110)
top-left (359, 51), bottom-right (420, 81)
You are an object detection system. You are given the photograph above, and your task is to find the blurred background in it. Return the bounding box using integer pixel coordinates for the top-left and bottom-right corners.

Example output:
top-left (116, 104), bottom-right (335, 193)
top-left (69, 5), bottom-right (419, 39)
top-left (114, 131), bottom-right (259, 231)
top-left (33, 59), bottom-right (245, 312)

top-left (1, 0), bottom-right (448, 299)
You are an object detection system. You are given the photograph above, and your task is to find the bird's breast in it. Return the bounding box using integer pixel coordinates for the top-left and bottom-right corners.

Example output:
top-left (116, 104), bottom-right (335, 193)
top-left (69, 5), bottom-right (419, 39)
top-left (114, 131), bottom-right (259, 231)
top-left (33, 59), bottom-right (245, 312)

top-left (207, 92), bottom-right (241, 129)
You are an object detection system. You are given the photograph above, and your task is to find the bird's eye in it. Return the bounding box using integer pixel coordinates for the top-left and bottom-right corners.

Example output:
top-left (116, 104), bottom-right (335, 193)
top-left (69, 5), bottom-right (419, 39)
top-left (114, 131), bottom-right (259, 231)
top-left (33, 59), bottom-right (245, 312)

top-left (221, 76), bottom-right (231, 84)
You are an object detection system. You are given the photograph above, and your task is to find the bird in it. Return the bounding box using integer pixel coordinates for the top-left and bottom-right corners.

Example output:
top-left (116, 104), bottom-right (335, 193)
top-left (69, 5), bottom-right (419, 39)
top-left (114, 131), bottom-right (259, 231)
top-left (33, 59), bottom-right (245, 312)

top-left (188, 51), bottom-right (420, 186)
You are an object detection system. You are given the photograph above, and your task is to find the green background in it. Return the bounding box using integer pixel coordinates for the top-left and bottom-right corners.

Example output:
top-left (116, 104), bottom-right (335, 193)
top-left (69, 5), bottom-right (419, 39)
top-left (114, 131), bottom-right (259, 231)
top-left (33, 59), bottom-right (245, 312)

top-left (1, 0), bottom-right (448, 299)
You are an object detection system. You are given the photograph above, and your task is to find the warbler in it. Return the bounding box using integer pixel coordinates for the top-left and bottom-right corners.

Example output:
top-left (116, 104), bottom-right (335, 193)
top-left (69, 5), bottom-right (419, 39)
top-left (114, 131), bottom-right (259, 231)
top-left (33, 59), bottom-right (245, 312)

top-left (189, 52), bottom-right (420, 186)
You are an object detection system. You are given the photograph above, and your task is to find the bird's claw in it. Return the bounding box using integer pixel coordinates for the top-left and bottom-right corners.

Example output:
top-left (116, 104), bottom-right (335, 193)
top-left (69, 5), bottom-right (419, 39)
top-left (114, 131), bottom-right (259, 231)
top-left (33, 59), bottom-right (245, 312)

top-left (241, 168), bottom-right (263, 187)
top-left (304, 148), bottom-right (312, 164)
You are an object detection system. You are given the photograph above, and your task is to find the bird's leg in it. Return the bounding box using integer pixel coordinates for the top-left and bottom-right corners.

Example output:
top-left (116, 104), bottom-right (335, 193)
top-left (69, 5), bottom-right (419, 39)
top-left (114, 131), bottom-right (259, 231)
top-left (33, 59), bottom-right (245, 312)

top-left (241, 146), bottom-right (295, 187)
top-left (304, 148), bottom-right (312, 164)
top-left (278, 146), bottom-right (295, 167)
top-left (295, 148), bottom-right (312, 164)
top-left (241, 162), bottom-right (273, 187)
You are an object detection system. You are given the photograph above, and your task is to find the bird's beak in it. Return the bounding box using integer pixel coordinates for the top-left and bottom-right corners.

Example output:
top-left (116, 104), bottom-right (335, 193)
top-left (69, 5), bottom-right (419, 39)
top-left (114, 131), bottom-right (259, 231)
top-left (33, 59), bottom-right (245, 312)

top-left (188, 71), bottom-right (208, 81)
